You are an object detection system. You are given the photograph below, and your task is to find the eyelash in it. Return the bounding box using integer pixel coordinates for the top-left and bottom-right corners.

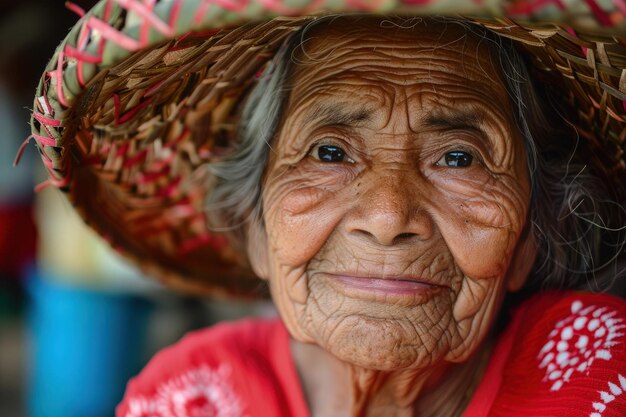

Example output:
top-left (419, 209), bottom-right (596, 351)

top-left (435, 144), bottom-right (482, 165)
top-left (307, 138), bottom-right (356, 163)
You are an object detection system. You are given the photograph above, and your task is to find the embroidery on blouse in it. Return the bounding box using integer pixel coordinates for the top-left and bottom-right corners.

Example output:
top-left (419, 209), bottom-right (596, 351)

top-left (125, 396), bottom-right (160, 417)
top-left (537, 300), bottom-right (624, 391)
top-left (589, 374), bottom-right (626, 417)
top-left (124, 364), bottom-right (248, 417)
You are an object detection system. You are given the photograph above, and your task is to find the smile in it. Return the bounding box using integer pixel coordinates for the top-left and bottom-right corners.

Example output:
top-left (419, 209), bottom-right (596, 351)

top-left (317, 273), bottom-right (447, 305)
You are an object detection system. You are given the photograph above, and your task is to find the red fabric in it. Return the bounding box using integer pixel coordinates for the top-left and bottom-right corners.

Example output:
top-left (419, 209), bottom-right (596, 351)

top-left (116, 318), bottom-right (309, 417)
top-left (117, 292), bottom-right (626, 417)
top-left (464, 292), bottom-right (626, 417)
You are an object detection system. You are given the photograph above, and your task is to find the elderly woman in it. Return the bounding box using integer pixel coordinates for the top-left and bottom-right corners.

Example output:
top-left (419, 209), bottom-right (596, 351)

top-left (28, 1), bottom-right (626, 416)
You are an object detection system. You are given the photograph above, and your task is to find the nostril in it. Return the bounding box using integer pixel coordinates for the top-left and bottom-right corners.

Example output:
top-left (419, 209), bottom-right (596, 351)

top-left (396, 232), bottom-right (415, 239)
top-left (393, 232), bottom-right (418, 243)
top-left (352, 230), bottom-right (420, 245)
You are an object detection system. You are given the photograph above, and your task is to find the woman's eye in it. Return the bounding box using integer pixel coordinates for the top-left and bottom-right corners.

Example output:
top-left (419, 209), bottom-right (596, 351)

top-left (312, 144), bottom-right (347, 162)
top-left (437, 151), bottom-right (474, 168)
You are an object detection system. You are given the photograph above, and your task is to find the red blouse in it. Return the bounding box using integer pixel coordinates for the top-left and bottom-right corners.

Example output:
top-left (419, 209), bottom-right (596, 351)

top-left (116, 292), bottom-right (626, 417)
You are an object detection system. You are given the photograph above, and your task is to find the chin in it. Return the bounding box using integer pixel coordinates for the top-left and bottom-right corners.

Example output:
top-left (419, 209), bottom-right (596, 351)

top-left (313, 313), bottom-right (448, 370)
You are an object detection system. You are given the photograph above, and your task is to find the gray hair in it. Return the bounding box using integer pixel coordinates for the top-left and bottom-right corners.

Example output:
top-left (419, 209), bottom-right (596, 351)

top-left (207, 16), bottom-right (626, 292)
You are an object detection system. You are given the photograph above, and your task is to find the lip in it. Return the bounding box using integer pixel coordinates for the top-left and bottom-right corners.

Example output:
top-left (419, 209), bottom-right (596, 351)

top-left (317, 272), bottom-right (446, 305)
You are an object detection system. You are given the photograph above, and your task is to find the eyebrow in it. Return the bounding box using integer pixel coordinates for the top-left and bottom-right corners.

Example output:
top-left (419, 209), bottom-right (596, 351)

top-left (424, 111), bottom-right (486, 133)
top-left (303, 103), bottom-right (371, 127)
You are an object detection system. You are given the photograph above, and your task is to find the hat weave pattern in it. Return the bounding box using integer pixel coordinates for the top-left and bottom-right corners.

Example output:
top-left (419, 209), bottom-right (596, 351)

top-left (28, 0), bottom-right (626, 296)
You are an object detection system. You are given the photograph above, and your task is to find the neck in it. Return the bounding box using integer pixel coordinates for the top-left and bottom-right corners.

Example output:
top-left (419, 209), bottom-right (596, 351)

top-left (291, 339), bottom-right (492, 417)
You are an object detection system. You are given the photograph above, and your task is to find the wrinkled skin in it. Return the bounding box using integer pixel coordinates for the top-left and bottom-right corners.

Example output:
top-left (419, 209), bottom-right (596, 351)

top-left (247, 17), bottom-right (537, 417)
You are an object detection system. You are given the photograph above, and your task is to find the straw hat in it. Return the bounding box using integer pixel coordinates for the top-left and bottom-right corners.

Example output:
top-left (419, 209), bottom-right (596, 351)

top-left (27, 0), bottom-right (626, 297)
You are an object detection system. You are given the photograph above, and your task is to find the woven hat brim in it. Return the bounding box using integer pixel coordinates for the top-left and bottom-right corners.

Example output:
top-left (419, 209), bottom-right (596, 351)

top-left (30, 0), bottom-right (626, 297)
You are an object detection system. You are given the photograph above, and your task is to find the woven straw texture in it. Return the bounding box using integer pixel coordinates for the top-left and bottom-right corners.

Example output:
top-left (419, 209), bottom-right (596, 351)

top-left (28, 0), bottom-right (626, 297)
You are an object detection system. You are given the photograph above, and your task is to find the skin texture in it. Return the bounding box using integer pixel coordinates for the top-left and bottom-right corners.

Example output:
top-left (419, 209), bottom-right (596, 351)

top-left (247, 17), bottom-right (538, 416)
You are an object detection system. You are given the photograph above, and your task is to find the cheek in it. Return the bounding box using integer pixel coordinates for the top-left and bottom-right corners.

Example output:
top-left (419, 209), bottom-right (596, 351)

top-left (262, 168), bottom-right (355, 343)
top-left (262, 168), bottom-right (353, 267)
top-left (429, 173), bottom-right (529, 279)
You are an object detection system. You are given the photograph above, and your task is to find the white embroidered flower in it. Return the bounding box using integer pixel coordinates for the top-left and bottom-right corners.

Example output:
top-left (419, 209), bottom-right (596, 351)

top-left (537, 300), bottom-right (624, 391)
top-left (125, 396), bottom-right (161, 417)
top-left (157, 365), bottom-right (246, 417)
top-left (123, 365), bottom-right (247, 417)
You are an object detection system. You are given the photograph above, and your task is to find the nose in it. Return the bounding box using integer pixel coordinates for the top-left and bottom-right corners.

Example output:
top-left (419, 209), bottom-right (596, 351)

top-left (345, 169), bottom-right (434, 246)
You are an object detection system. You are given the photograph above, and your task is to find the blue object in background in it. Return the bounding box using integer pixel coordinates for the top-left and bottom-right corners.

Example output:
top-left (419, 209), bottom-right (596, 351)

top-left (26, 267), bottom-right (153, 417)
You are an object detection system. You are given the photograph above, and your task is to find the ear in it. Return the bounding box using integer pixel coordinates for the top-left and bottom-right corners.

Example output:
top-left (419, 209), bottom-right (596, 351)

top-left (506, 226), bottom-right (538, 292)
top-left (246, 219), bottom-right (270, 281)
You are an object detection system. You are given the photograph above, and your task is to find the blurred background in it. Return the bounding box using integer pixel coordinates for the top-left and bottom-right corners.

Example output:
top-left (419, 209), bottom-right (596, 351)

top-left (0, 2), bottom-right (272, 416)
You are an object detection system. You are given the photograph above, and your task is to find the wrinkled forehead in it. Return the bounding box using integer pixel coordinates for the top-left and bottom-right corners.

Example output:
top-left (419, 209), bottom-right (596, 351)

top-left (288, 16), bottom-right (510, 100)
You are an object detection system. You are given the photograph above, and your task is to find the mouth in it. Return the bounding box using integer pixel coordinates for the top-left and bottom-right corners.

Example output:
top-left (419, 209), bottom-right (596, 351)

top-left (317, 272), bottom-right (447, 304)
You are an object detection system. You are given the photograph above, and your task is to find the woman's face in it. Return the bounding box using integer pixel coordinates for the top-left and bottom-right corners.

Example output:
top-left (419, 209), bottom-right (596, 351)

top-left (249, 19), bottom-right (537, 370)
